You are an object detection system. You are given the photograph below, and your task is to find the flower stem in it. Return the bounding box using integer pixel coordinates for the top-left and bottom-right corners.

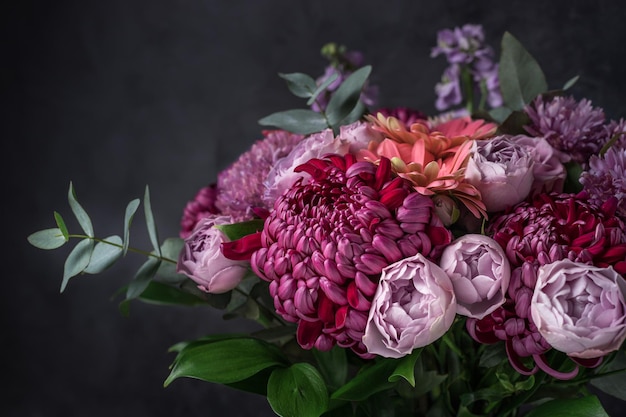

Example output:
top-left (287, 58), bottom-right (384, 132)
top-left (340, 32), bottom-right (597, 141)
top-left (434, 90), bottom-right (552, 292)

top-left (67, 234), bottom-right (177, 264)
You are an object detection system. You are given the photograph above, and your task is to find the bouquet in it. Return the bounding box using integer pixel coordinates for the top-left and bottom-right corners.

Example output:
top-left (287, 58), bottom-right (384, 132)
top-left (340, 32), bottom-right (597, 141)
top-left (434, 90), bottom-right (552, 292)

top-left (28, 24), bottom-right (626, 417)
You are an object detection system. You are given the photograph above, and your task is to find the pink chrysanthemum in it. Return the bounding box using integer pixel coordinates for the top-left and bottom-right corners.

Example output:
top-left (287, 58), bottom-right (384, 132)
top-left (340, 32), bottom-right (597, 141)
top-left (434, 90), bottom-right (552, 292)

top-left (524, 95), bottom-right (607, 165)
top-left (216, 130), bottom-right (303, 221)
top-left (251, 155), bottom-right (452, 357)
top-left (179, 184), bottom-right (220, 239)
top-left (468, 192), bottom-right (626, 379)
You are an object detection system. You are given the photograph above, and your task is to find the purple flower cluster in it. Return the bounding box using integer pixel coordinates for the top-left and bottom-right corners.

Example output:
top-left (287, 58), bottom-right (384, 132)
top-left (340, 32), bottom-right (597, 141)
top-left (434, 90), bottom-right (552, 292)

top-left (580, 147), bottom-right (626, 219)
top-left (431, 24), bottom-right (502, 111)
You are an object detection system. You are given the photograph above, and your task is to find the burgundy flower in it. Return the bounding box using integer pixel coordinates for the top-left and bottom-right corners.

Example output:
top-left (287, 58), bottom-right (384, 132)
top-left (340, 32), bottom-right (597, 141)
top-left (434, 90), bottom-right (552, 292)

top-left (251, 155), bottom-right (452, 357)
top-left (468, 192), bottom-right (626, 379)
top-left (179, 184), bottom-right (220, 239)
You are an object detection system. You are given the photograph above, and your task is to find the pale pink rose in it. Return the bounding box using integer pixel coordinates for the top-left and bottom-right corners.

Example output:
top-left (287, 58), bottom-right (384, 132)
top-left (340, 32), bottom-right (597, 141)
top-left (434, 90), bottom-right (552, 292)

top-left (262, 121), bottom-right (382, 205)
top-left (465, 136), bottom-right (534, 213)
top-left (439, 234), bottom-right (510, 319)
top-left (531, 260), bottom-right (626, 359)
top-left (177, 215), bottom-right (249, 294)
top-left (362, 253), bottom-right (456, 358)
top-left (509, 135), bottom-right (566, 195)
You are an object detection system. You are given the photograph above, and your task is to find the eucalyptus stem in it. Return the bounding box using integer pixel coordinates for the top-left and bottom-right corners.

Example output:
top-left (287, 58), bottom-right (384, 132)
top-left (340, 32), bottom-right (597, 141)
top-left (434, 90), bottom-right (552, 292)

top-left (67, 234), bottom-right (177, 263)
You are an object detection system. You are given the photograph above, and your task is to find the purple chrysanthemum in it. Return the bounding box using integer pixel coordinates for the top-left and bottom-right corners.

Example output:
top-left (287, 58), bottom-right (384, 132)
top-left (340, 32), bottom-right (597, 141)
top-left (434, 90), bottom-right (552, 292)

top-left (216, 130), bottom-right (302, 221)
top-left (580, 147), bottom-right (626, 219)
top-left (524, 95), bottom-right (607, 165)
top-left (373, 107), bottom-right (426, 126)
top-left (605, 117), bottom-right (626, 148)
top-left (251, 155), bottom-right (452, 357)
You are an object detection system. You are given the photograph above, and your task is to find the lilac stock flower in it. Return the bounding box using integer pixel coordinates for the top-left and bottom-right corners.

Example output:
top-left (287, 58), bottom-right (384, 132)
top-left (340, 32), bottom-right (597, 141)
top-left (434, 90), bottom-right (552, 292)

top-left (531, 259), bottom-right (626, 359)
top-left (363, 253), bottom-right (456, 358)
top-left (177, 216), bottom-right (249, 294)
top-left (435, 64), bottom-right (463, 111)
top-left (580, 147), bottom-right (626, 219)
top-left (216, 129), bottom-right (302, 221)
top-left (439, 234), bottom-right (511, 319)
top-left (432, 24), bottom-right (502, 111)
top-left (263, 121), bottom-right (383, 205)
top-left (251, 155), bottom-right (452, 357)
top-left (465, 136), bottom-right (535, 213)
top-left (431, 24), bottom-right (490, 65)
top-left (525, 95), bottom-right (607, 165)
top-left (180, 183), bottom-right (221, 239)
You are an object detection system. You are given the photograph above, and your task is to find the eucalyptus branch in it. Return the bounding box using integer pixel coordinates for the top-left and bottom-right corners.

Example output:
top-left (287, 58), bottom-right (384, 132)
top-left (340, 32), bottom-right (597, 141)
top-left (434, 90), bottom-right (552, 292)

top-left (67, 234), bottom-right (177, 264)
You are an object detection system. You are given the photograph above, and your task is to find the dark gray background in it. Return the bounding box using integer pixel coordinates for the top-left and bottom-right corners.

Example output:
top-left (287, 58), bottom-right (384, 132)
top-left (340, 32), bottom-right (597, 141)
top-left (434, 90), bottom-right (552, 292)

top-left (4, 0), bottom-right (626, 416)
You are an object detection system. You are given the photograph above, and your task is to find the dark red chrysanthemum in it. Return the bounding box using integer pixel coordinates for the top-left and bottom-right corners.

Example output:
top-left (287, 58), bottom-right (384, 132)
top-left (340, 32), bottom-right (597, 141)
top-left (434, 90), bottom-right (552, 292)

top-left (251, 154), bottom-right (451, 357)
top-left (468, 192), bottom-right (626, 378)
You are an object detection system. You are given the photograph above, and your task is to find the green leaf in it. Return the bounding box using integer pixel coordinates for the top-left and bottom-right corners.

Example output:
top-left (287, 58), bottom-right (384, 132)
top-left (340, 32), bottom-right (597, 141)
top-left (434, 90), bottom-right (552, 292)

top-left (499, 32), bottom-right (548, 111)
top-left (259, 109), bottom-right (329, 135)
top-left (155, 237), bottom-right (185, 283)
top-left (312, 346), bottom-right (347, 391)
top-left (307, 72), bottom-right (339, 106)
top-left (489, 106), bottom-right (513, 124)
top-left (331, 358), bottom-right (396, 401)
top-left (412, 360), bottom-right (447, 398)
top-left (496, 110), bottom-right (531, 135)
top-left (27, 228), bottom-right (67, 250)
top-left (83, 235), bottom-right (123, 274)
top-left (479, 343), bottom-right (507, 368)
top-left (564, 161), bottom-right (584, 193)
top-left (524, 395), bottom-right (609, 417)
top-left (123, 198), bottom-right (140, 255)
top-left (54, 211), bottom-right (69, 240)
top-left (126, 257), bottom-right (161, 300)
top-left (143, 186), bottom-right (161, 257)
top-left (136, 281), bottom-right (208, 306)
top-left (279, 72), bottom-right (318, 98)
top-left (61, 238), bottom-right (94, 292)
top-left (325, 65), bottom-right (372, 127)
top-left (268, 363), bottom-right (329, 417)
top-left (164, 337), bottom-right (287, 386)
top-left (251, 325), bottom-right (297, 343)
top-left (563, 75), bottom-right (580, 90)
top-left (68, 182), bottom-right (94, 237)
top-left (590, 350), bottom-right (626, 401)
top-left (389, 349), bottom-right (422, 387)
top-left (215, 219), bottom-right (265, 241)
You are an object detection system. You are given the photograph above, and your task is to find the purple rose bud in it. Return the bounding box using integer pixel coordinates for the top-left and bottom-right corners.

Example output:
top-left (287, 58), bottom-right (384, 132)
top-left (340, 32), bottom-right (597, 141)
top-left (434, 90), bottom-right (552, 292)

top-left (363, 253), bottom-right (456, 358)
top-left (465, 136), bottom-right (535, 213)
top-left (177, 215), bottom-right (249, 294)
top-left (440, 234), bottom-right (511, 319)
top-left (531, 259), bottom-right (626, 359)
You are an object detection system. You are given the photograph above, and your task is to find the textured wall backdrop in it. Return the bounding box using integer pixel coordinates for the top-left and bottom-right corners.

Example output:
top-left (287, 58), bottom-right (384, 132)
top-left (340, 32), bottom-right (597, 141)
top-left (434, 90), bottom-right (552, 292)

top-left (4, 0), bottom-right (626, 416)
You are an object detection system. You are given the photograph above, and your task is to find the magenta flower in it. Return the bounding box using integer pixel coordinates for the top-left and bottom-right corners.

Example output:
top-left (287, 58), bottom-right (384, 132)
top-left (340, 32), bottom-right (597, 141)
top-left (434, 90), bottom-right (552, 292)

top-left (362, 253), bottom-right (456, 358)
top-left (524, 95), bottom-right (607, 165)
top-left (216, 129), bottom-right (302, 221)
top-left (439, 234), bottom-right (510, 319)
top-left (251, 155), bottom-right (452, 357)
top-left (580, 147), bottom-right (626, 220)
top-left (467, 192), bottom-right (626, 379)
top-left (373, 107), bottom-right (426, 127)
top-left (177, 216), bottom-right (249, 294)
top-left (179, 184), bottom-right (221, 239)
top-left (531, 259), bottom-right (626, 359)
